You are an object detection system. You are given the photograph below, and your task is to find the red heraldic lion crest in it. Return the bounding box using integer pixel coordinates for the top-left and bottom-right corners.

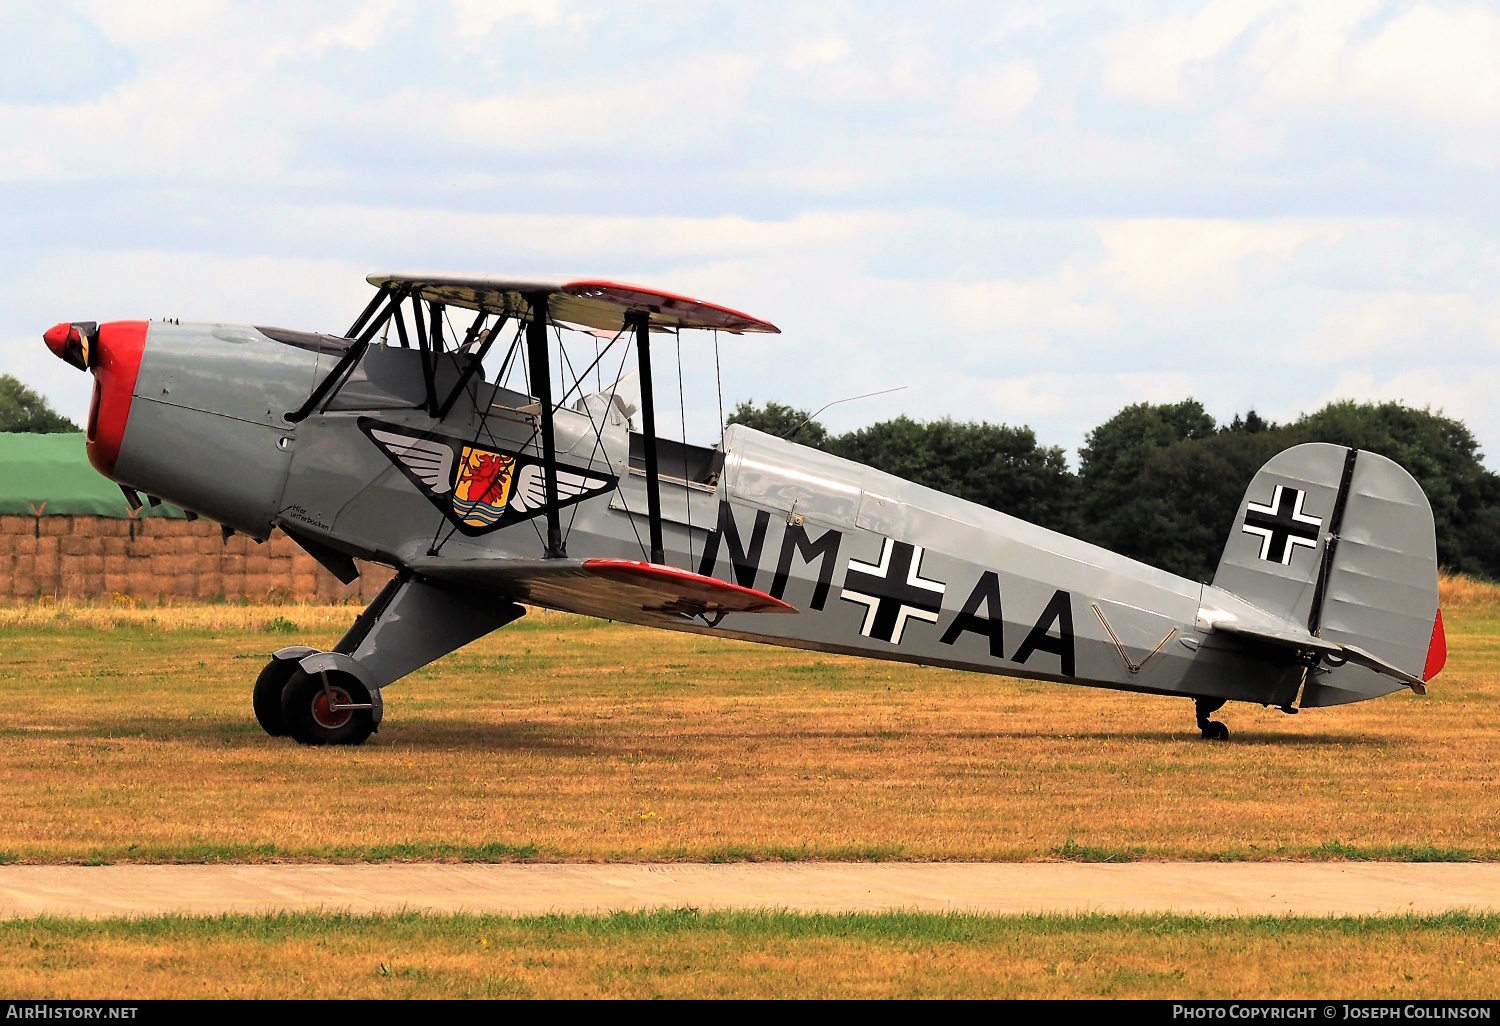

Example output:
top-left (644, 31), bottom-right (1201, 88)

top-left (452, 446), bottom-right (515, 529)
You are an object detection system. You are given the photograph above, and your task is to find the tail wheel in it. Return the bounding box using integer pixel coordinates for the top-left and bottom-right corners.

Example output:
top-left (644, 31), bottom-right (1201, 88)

top-left (1194, 696), bottom-right (1229, 741)
top-left (281, 669), bottom-right (375, 747)
top-left (252, 659), bottom-right (298, 737)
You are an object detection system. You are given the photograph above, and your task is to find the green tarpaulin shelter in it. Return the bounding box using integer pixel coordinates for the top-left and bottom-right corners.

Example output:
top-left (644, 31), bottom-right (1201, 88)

top-left (0, 433), bottom-right (184, 518)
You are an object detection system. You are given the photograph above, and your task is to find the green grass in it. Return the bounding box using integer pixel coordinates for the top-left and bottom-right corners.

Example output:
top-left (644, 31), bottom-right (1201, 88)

top-left (26, 841), bottom-right (545, 866)
top-left (4, 910), bottom-right (1499, 998)
top-left (9, 908), bottom-right (1499, 942)
top-left (1055, 837), bottom-right (1146, 862)
top-left (1307, 841), bottom-right (1480, 862)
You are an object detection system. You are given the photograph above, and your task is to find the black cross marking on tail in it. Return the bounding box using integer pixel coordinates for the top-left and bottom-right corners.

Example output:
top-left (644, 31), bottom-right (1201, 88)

top-left (1241, 485), bottom-right (1322, 565)
top-left (839, 538), bottom-right (946, 644)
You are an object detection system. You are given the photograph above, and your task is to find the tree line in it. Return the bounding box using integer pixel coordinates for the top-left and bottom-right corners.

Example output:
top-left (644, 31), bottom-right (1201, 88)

top-left (7, 371), bottom-right (1494, 581)
top-left (727, 398), bottom-right (1500, 582)
top-left (0, 376), bottom-right (77, 434)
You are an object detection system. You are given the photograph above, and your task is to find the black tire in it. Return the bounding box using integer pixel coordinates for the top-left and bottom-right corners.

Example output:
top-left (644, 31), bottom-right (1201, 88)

top-left (281, 669), bottom-right (375, 747)
top-left (252, 658), bottom-right (299, 737)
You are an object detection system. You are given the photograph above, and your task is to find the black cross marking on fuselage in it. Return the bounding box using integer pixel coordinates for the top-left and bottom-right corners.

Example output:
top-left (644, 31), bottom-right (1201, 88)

top-left (839, 538), bottom-right (946, 644)
top-left (1241, 484), bottom-right (1322, 565)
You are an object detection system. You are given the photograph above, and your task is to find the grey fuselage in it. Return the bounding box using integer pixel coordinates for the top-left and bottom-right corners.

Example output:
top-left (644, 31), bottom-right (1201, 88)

top-left (111, 321), bottom-right (1305, 707)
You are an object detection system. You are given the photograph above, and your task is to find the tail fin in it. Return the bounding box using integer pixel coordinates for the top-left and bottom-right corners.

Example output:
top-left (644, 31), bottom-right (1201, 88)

top-left (1213, 442), bottom-right (1443, 706)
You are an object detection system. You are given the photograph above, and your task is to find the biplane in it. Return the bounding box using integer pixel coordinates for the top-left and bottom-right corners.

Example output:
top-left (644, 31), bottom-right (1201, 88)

top-left (44, 274), bottom-right (1446, 745)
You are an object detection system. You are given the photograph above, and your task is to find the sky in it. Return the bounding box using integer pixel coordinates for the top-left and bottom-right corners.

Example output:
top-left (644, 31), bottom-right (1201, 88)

top-left (3, 0), bottom-right (1499, 461)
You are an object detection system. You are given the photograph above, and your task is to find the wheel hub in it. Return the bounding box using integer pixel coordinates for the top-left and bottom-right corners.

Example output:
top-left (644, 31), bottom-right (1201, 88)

top-left (311, 686), bottom-right (354, 729)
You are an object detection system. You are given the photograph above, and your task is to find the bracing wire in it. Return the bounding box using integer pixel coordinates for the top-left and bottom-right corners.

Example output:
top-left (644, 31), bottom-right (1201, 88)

top-left (442, 307), bottom-right (459, 350)
top-left (427, 315), bottom-right (527, 557)
top-left (558, 342), bottom-right (582, 413)
top-left (713, 329), bottom-right (725, 445)
top-left (493, 321), bottom-right (525, 401)
top-left (516, 323), bottom-right (532, 398)
top-left (444, 307), bottom-right (496, 422)
top-left (551, 315), bottom-right (571, 404)
top-left (477, 324), bottom-right (525, 452)
top-left (676, 332), bottom-right (693, 569)
top-left (559, 325), bottom-right (628, 406)
top-left (713, 328), bottom-right (727, 501)
top-left (564, 328), bottom-right (634, 529)
top-left (498, 317), bottom-right (550, 553)
top-left (572, 331), bottom-right (649, 561)
top-left (430, 311), bottom-right (652, 561)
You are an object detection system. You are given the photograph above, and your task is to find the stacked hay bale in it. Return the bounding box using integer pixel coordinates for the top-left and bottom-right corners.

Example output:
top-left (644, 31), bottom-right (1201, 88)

top-left (0, 516), bottom-right (392, 602)
top-left (0, 433), bottom-right (393, 603)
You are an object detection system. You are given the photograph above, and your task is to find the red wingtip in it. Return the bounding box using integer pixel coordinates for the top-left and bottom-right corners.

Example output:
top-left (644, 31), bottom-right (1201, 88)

top-left (1422, 608), bottom-right (1447, 681)
top-left (581, 558), bottom-right (798, 614)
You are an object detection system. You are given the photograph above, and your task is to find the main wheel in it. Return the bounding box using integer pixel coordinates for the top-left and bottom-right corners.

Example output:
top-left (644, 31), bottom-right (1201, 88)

top-left (1201, 721), bottom-right (1230, 741)
top-left (252, 658), bottom-right (299, 737)
top-left (281, 669), bottom-right (375, 747)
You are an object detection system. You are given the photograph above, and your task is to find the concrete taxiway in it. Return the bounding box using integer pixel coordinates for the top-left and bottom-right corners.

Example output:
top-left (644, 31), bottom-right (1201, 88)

top-left (2, 862), bottom-right (1498, 918)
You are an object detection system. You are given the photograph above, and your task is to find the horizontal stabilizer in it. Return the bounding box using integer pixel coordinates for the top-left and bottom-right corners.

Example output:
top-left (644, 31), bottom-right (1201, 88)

top-left (1212, 620), bottom-right (1426, 695)
top-left (405, 555), bottom-right (796, 626)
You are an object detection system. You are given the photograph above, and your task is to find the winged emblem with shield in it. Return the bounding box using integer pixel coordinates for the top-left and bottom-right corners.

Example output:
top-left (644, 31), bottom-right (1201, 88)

top-left (365, 421), bottom-right (613, 535)
top-left (41, 272), bottom-right (1449, 749)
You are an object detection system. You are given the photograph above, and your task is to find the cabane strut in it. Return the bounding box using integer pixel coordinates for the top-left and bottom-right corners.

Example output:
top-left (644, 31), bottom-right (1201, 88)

top-left (296, 273), bottom-right (780, 565)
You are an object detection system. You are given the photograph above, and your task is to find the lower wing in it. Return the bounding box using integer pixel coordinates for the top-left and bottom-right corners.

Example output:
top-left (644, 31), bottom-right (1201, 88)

top-left (405, 555), bottom-right (797, 626)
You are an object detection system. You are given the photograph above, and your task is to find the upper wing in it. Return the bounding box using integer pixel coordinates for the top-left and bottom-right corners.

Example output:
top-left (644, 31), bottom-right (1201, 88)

top-left (365, 273), bottom-right (780, 335)
top-left (509, 463), bottom-right (611, 513)
top-left (369, 429), bottom-right (455, 494)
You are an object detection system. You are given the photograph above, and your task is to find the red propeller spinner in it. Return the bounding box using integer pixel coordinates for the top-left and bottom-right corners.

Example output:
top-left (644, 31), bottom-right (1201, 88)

top-left (43, 321), bottom-right (95, 371)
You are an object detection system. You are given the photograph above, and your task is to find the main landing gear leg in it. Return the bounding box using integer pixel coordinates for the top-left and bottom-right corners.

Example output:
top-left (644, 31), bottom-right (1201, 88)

top-left (251, 572), bottom-right (524, 746)
top-left (1195, 697), bottom-right (1229, 740)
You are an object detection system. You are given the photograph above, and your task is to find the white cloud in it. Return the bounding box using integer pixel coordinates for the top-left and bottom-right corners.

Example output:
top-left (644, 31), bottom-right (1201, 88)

top-left (785, 35), bottom-right (851, 71)
top-left (450, 0), bottom-right (566, 38)
top-left (0, 4), bottom-right (388, 183)
top-left (1096, 218), bottom-right (1338, 298)
top-left (1340, 5), bottom-right (1500, 163)
top-left (421, 52), bottom-right (761, 154)
top-left (2, 248), bottom-right (368, 422)
top-left (1315, 363), bottom-right (1500, 460)
top-left (3, 1), bottom-right (1500, 465)
top-left (8, 209), bottom-right (1500, 461)
top-left (937, 271), bottom-right (1118, 345)
top-left (952, 61), bottom-right (1042, 125)
top-left (1101, 0), bottom-right (1286, 106)
top-left (1103, 2), bottom-right (1500, 166)
top-left (302, 1), bottom-right (399, 55)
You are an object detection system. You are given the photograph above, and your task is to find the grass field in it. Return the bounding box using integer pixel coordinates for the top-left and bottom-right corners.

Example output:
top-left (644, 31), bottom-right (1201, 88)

top-left (0, 583), bottom-right (1497, 864)
top-left (3, 910), bottom-right (1498, 999)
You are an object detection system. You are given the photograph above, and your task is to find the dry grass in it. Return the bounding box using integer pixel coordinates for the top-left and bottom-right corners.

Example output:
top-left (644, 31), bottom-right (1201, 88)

top-left (1439, 573), bottom-right (1500, 609)
top-left (2, 910), bottom-right (1497, 999)
top-left (0, 600), bottom-right (359, 634)
top-left (1, 598), bottom-right (1498, 863)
